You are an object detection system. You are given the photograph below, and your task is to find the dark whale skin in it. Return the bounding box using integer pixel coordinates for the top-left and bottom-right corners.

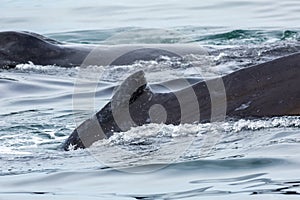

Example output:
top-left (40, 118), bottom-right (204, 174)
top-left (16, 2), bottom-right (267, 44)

top-left (0, 31), bottom-right (204, 68)
top-left (63, 53), bottom-right (300, 150)
top-left (0, 31), bottom-right (91, 68)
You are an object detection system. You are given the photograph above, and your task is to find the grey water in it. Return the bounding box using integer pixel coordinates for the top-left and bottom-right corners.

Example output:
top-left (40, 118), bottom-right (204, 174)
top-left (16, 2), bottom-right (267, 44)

top-left (1, 0), bottom-right (300, 199)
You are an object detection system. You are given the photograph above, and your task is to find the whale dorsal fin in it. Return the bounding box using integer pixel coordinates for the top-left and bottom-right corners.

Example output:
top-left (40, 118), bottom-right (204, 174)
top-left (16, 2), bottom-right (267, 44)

top-left (111, 70), bottom-right (148, 108)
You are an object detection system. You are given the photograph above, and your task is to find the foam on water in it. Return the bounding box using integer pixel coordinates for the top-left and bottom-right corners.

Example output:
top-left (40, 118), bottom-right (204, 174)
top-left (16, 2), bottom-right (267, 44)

top-left (99, 117), bottom-right (300, 145)
top-left (14, 62), bottom-right (79, 77)
top-left (82, 117), bottom-right (300, 168)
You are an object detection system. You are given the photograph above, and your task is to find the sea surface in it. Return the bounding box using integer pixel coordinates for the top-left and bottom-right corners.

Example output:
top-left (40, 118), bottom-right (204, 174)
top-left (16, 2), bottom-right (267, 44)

top-left (1, 0), bottom-right (300, 199)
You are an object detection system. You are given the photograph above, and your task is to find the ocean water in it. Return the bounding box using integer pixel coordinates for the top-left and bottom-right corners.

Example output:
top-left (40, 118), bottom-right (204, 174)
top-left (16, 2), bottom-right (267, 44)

top-left (1, 0), bottom-right (300, 199)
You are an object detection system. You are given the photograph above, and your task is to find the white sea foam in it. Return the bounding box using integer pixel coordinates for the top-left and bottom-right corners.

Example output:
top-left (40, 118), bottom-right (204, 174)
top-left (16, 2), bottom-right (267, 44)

top-left (0, 146), bottom-right (31, 155)
top-left (15, 62), bottom-right (79, 77)
top-left (96, 116), bottom-right (300, 146)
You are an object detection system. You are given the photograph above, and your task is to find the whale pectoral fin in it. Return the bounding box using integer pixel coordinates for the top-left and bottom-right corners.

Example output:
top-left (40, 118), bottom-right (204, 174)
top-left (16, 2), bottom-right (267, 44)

top-left (111, 70), bottom-right (148, 108)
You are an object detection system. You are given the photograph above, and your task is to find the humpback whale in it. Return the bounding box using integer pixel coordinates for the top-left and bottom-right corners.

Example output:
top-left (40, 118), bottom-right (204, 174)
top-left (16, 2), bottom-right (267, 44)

top-left (63, 52), bottom-right (300, 150)
top-left (0, 31), bottom-right (299, 151)
top-left (0, 31), bottom-right (205, 68)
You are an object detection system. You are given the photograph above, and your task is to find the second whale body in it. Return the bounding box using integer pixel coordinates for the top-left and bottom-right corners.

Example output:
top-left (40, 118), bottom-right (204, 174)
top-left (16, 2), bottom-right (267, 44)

top-left (0, 31), bottom-right (206, 68)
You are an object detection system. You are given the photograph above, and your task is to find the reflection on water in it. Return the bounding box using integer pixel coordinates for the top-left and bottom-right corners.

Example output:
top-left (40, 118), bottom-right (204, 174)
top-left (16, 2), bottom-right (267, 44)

top-left (1, 158), bottom-right (300, 199)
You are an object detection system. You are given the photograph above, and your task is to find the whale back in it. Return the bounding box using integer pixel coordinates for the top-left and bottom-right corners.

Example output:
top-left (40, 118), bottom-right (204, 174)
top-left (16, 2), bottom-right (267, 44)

top-left (0, 31), bottom-right (64, 67)
top-left (224, 52), bottom-right (300, 117)
top-left (0, 31), bottom-right (94, 68)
